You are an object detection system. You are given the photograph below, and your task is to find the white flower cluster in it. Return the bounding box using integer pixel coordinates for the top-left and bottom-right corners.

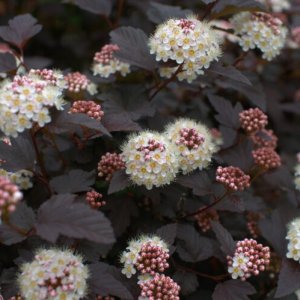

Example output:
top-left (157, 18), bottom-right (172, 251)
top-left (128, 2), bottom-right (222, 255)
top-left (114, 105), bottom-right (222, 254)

top-left (92, 44), bottom-right (131, 78)
top-left (149, 17), bottom-right (222, 83)
top-left (286, 218), bottom-right (300, 262)
top-left (122, 131), bottom-right (179, 190)
top-left (120, 235), bottom-right (168, 279)
top-left (18, 248), bottom-right (89, 300)
top-left (294, 164), bottom-right (300, 191)
top-left (257, 0), bottom-right (290, 12)
top-left (0, 70), bottom-right (66, 137)
top-left (230, 12), bottom-right (287, 61)
top-left (164, 118), bottom-right (216, 174)
top-left (0, 169), bottom-right (33, 190)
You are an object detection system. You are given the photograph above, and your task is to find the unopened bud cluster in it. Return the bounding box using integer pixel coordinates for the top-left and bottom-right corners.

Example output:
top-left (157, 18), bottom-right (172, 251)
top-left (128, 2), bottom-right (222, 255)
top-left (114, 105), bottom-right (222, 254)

top-left (252, 147), bottom-right (281, 170)
top-left (150, 17), bottom-right (222, 83)
top-left (227, 238), bottom-right (270, 280)
top-left (164, 119), bottom-right (216, 174)
top-left (239, 108), bottom-right (268, 134)
top-left (0, 69), bottom-right (66, 137)
top-left (122, 132), bottom-right (179, 189)
top-left (195, 209), bottom-right (219, 232)
top-left (92, 44), bottom-right (130, 78)
top-left (251, 129), bottom-right (278, 149)
top-left (230, 12), bottom-right (287, 60)
top-left (18, 248), bottom-right (89, 300)
top-left (69, 100), bottom-right (104, 121)
top-left (239, 108), bottom-right (281, 171)
top-left (0, 176), bottom-right (23, 219)
top-left (97, 152), bottom-right (125, 181)
top-left (246, 212), bottom-right (261, 238)
top-left (139, 274), bottom-right (180, 300)
top-left (216, 166), bottom-right (250, 191)
top-left (64, 72), bottom-right (97, 95)
top-left (86, 190), bottom-right (105, 209)
top-left (286, 217), bottom-right (300, 262)
top-left (120, 235), bottom-right (169, 279)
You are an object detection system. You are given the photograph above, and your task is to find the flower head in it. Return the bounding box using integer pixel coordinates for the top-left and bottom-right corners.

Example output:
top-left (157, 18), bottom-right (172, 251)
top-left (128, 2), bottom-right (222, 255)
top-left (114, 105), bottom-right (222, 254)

top-left (227, 238), bottom-right (270, 280)
top-left (92, 44), bottom-right (130, 78)
top-left (239, 108), bottom-right (268, 134)
top-left (122, 131), bottom-right (179, 189)
top-left (18, 248), bottom-right (89, 300)
top-left (121, 235), bottom-right (169, 279)
top-left (0, 169), bottom-right (33, 190)
top-left (64, 72), bottom-right (97, 95)
top-left (0, 70), bottom-right (65, 137)
top-left (69, 100), bottom-right (104, 121)
top-left (97, 152), bottom-right (125, 181)
top-left (216, 166), bottom-right (251, 191)
top-left (150, 17), bottom-right (222, 82)
top-left (286, 218), bottom-right (300, 262)
top-left (230, 12), bottom-right (287, 60)
top-left (0, 176), bottom-right (22, 219)
top-left (164, 118), bottom-right (216, 174)
top-left (138, 274), bottom-right (180, 300)
top-left (252, 147), bottom-right (281, 170)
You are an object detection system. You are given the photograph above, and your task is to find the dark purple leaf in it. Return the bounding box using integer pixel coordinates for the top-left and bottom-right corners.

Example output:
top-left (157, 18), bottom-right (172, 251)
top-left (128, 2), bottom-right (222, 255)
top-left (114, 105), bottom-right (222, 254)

top-left (177, 171), bottom-right (213, 196)
top-left (50, 169), bottom-right (95, 193)
top-left (0, 203), bottom-right (35, 245)
top-left (0, 133), bottom-right (35, 171)
top-left (259, 205), bottom-right (299, 257)
top-left (219, 126), bottom-right (237, 148)
top-left (89, 262), bottom-right (133, 299)
top-left (108, 170), bottom-right (131, 194)
top-left (212, 280), bottom-right (256, 300)
top-left (173, 271), bottom-right (199, 296)
top-left (176, 224), bottom-right (216, 262)
top-left (156, 223), bottom-right (177, 245)
top-left (107, 196), bottom-right (138, 236)
top-left (207, 94), bottom-right (242, 129)
top-left (219, 139), bottom-right (254, 172)
top-left (209, 64), bottom-right (252, 86)
top-left (35, 194), bottom-right (115, 244)
top-left (275, 259), bottom-right (300, 298)
top-left (48, 110), bottom-right (111, 136)
top-left (0, 14), bottom-right (42, 48)
top-left (110, 26), bottom-right (158, 71)
top-left (71, 0), bottom-right (113, 15)
top-left (212, 0), bottom-right (264, 15)
top-left (215, 76), bottom-right (266, 110)
top-left (0, 53), bottom-right (16, 72)
top-left (0, 268), bottom-right (19, 298)
top-left (211, 221), bottom-right (236, 256)
top-left (147, 2), bottom-right (192, 24)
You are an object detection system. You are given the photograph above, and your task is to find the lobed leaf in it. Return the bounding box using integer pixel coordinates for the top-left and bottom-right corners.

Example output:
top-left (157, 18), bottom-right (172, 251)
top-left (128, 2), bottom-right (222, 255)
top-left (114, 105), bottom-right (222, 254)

top-left (212, 280), bottom-right (256, 300)
top-left (0, 14), bottom-right (42, 48)
top-left (35, 194), bottom-right (115, 244)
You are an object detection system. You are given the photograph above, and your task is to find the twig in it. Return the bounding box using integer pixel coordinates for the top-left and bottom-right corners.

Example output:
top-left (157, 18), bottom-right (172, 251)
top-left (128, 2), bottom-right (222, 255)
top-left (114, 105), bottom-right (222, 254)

top-left (148, 64), bottom-right (184, 101)
top-left (183, 190), bottom-right (231, 219)
top-left (201, 0), bottom-right (218, 20)
top-left (114, 0), bottom-right (125, 27)
top-left (233, 52), bottom-right (248, 68)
